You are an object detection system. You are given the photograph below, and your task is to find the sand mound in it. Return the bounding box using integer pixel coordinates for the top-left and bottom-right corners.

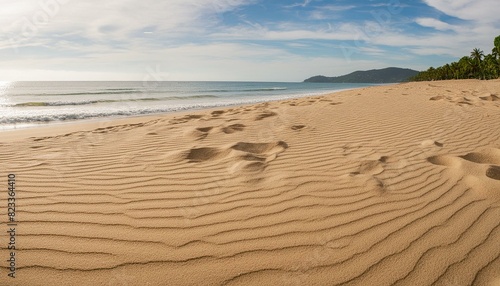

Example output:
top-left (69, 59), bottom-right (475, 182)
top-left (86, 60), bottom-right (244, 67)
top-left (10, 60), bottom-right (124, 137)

top-left (428, 147), bottom-right (500, 201)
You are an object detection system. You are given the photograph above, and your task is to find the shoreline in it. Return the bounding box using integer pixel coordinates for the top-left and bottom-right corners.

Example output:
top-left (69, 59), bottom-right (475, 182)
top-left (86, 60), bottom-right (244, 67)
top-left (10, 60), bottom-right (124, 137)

top-left (0, 85), bottom-right (372, 141)
top-left (1, 82), bottom-right (374, 132)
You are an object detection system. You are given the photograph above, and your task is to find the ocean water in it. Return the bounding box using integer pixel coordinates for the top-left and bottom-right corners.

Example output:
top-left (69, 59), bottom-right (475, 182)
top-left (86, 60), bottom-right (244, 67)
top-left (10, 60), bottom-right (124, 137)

top-left (0, 81), bottom-right (374, 129)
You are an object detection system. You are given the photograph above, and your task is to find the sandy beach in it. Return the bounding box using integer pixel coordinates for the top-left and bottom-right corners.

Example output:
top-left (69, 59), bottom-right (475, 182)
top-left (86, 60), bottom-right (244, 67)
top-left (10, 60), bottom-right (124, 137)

top-left (1, 79), bottom-right (500, 285)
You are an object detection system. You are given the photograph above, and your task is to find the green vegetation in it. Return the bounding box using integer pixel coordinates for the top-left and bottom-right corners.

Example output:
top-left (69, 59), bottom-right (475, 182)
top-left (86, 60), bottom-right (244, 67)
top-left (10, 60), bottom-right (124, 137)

top-left (411, 35), bottom-right (500, 81)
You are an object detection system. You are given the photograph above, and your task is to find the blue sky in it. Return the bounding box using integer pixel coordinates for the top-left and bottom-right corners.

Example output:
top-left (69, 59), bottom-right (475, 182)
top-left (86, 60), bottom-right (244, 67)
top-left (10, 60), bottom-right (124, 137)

top-left (0, 0), bottom-right (498, 81)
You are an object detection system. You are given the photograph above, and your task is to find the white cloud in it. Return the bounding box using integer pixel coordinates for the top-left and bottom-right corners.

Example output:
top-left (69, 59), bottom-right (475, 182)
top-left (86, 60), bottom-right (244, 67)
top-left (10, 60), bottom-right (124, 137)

top-left (212, 22), bottom-right (370, 41)
top-left (0, 0), bottom-right (256, 50)
top-left (0, 69), bottom-right (143, 81)
top-left (0, 41), bottom-right (384, 81)
top-left (0, 0), bottom-right (498, 81)
top-left (308, 5), bottom-right (355, 20)
top-left (422, 0), bottom-right (500, 23)
top-left (406, 47), bottom-right (458, 56)
top-left (375, 1), bottom-right (500, 61)
top-left (284, 0), bottom-right (313, 9)
top-left (415, 18), bottom-right (457, 31)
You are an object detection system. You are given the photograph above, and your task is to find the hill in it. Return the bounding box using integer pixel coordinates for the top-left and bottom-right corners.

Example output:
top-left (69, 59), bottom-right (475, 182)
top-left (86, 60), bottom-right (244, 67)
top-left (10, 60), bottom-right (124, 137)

top-left (304, 67), bottom-right (419, 83)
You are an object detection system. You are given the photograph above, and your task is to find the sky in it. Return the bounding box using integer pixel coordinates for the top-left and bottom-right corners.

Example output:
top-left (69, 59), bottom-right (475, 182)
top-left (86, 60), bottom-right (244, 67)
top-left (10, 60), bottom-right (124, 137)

top-left (0, 0), bottom-right (499, 82)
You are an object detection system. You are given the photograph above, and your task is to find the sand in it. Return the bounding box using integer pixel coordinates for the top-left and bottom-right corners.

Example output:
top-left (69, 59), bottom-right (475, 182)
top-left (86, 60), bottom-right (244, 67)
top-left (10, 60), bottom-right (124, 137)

top-left (1, 79), bottom-right (500, 286)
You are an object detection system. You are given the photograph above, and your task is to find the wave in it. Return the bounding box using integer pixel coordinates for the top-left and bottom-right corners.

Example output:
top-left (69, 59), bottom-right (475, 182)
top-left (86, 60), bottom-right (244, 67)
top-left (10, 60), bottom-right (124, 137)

top-left (12, 87), bottom-right (289, 98)
top-left (205, 87), bottom-right (287, 92)
top-left (2, 96), bottom-right (267, 124)
top-left (40, 90), bottom-right (143, 96)
top-left (12, 95), bottom-right (219, 107)
top-left (167, 95), bottom-right (219, 99)
top-left (1, 87), bottom-right (357, 126)
top-left (203, 87), bottom-right (287, 92)
top-left (0, 106), bottom-right (210, 124)
top-left (14, 98), bottom-right (158, 107)
top-left (20, 87), bottom-right (287, 96)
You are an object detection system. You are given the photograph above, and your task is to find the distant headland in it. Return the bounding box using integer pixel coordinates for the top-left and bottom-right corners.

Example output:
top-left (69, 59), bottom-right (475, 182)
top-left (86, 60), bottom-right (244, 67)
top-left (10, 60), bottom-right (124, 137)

top-left (304, 67), bottom-right (419, 83)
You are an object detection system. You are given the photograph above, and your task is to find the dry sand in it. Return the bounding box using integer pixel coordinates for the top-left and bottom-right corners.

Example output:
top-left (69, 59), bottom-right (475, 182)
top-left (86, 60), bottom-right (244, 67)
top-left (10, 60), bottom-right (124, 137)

top-left (1, 79), bottom-right (500, 285)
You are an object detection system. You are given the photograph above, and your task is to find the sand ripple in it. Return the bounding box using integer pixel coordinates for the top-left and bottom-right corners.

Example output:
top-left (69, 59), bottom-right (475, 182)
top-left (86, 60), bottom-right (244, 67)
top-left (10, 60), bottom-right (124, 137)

top-left (1, 79), bottom-right (499, 285)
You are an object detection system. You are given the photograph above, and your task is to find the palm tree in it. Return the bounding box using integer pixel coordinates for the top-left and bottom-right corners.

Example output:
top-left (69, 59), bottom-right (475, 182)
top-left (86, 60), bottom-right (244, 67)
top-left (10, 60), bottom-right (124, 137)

top-left (458, 56), bottom-right (472, 79)
top-left (410, 35), bottom-right (500, 81)
top-left (450, 62), bottom-right (460, 79)
top-left (484, 54), bottom-right (499, 79)
top-left (470, 48), bottom-right (484, 62)
top-left (493, 35), bottom-right (500, 59)
top-left (443, 64), bottom-right (452, 79)
top-left (470, 48), bottom-right (485, 79)
top-left (492, 36), bottom-right (500, 78)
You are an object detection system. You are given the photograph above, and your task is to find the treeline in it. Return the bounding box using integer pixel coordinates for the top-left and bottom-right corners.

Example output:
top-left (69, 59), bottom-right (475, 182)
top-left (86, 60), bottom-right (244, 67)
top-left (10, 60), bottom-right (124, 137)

top-left (410, 35), bottom-right (500, 81)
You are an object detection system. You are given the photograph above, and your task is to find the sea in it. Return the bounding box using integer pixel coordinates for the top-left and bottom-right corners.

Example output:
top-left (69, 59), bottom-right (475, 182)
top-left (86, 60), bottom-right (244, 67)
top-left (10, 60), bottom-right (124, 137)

top-left (0, 81), bottom-right (375, 130)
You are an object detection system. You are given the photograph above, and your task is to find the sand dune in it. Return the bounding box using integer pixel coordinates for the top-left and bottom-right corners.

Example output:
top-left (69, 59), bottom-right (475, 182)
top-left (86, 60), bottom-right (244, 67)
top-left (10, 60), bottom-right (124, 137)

top-left (1, 79), bottom-right (500, 285)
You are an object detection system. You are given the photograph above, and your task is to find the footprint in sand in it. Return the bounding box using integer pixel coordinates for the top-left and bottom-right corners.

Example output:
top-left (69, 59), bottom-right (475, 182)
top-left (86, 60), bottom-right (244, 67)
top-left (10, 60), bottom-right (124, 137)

top-left (32, 137), bottom-right (50, 142)
top-left (185, 141), bottom-right (288, 172)
top-left (350, 156), bottom-right (390, 194)
top-left (169, 114), bottom-right (204, 124)
top-left (427, 147), bottom-right (500, 201)
top-left (235, 141), bottom-right (288, 172)
top-left (428, 91), bottom-right (500, 108)
top-left (93, 126), bottom-right (118, 133)
top-left (221, 124), bottom-right (245, 134)
top-left (187, 126), bottom-right (214, 140)
top-left (342, 142), bottom-right (380, 160)
top-left (486, 165), bottom-right (500, 180)
top-left (186, 147), bottom-right (227, 162)
top-left (479, 93), bottom-right (500, 101)
top-left (231, 141), bottom-right (288, 157)
top-left (291, 125), bottom-right (306, 131)
top-left (420, 140), bottom-right (444, 148)
top-left (255, 111), bottom-right (277, 121)
top-left (211, 110), bottom-right (225, 117)
top-left (196, 127), bottom-right (214, 133)
top-left (429, 96), bottom-right (445, 101)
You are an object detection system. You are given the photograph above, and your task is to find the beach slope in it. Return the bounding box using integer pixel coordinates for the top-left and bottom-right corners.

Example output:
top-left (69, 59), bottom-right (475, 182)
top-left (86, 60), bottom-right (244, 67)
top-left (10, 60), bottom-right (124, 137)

top-left (1, 79), bottom-right (500, 285)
